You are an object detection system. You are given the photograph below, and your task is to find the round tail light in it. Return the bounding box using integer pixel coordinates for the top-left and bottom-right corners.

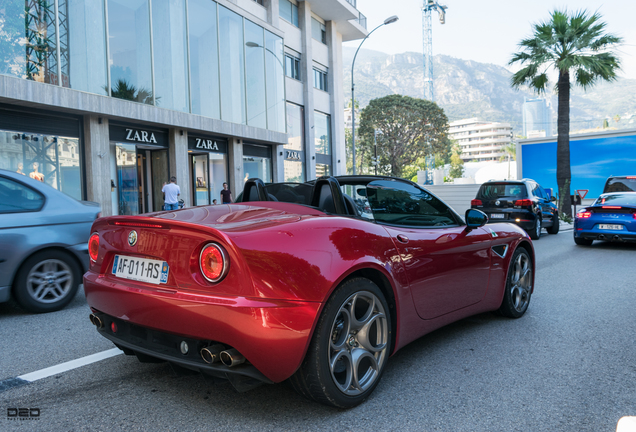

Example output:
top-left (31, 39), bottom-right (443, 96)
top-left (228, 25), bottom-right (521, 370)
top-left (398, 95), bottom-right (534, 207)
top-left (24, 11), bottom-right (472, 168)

top-left (88, 233), bottom-right (99, 262)
top-left (199, 244), bottom-right (228, 282)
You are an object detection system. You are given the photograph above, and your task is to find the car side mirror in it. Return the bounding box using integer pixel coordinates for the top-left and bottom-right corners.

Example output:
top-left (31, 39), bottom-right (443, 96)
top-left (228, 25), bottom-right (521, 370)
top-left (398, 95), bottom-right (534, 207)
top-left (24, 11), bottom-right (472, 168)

top-left (465, 209), bottom-right (488, 229)
top-left (550, 196), bottom-right (556, 202)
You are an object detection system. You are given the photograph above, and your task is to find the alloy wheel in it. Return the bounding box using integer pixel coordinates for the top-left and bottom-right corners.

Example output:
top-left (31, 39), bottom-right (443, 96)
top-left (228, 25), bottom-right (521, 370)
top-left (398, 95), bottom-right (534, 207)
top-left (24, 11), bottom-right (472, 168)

top-left (509, 252), bottom-right (532, 313)
top-left (26, 259), bottom-right (74, 304)
top-left (328, 291), bottom-right (388, 396)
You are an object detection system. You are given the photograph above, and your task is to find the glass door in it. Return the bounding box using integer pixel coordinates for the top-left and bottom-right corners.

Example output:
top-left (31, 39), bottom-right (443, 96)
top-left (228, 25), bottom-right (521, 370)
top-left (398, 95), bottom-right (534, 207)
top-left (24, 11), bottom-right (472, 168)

top-left (150, 149), bottom-right (168, 211)
top-left (192, 154), bottom-right (210, 206)
top-left (115, 143), bottom-right (139, 215)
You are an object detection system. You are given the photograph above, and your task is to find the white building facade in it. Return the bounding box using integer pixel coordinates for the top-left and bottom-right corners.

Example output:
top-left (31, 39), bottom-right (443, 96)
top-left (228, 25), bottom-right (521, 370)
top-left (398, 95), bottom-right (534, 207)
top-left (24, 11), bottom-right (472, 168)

top-left (449, 118), bottom-right (513, 163)
top-left (0, 0), bottom-right (367, 215)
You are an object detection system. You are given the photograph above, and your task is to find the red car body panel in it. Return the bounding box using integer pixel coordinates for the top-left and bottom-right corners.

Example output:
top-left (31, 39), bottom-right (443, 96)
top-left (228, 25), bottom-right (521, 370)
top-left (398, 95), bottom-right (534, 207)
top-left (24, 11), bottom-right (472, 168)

top-left (84, 202), bottom-right (534, 383)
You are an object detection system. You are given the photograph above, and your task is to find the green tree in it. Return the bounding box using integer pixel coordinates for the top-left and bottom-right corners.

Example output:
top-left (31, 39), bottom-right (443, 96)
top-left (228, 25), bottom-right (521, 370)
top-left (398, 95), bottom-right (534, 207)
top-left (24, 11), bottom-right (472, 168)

top-left (509, 9), bottom-right (621, 216)
top-left (448, 142), bottom-right (464, 180)
top-left (357, 94), bottom-right (450, 178)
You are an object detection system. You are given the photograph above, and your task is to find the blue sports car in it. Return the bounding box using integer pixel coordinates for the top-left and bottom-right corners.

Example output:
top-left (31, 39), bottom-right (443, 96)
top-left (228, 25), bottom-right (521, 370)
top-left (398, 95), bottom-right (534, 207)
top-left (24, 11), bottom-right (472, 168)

top-left (574, 192), bottom-right (636, 245)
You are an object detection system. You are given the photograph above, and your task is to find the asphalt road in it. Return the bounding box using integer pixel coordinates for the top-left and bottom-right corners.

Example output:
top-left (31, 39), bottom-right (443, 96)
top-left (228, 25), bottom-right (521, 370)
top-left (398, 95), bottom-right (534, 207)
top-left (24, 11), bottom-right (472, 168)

top-left (1, 228), bottom-right (635, 431)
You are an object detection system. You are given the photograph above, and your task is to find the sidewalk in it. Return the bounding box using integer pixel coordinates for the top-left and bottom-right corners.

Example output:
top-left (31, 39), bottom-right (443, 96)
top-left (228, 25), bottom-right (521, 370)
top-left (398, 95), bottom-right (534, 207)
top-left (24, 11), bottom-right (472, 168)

top-left (559, 220), bottom-right (573, 231)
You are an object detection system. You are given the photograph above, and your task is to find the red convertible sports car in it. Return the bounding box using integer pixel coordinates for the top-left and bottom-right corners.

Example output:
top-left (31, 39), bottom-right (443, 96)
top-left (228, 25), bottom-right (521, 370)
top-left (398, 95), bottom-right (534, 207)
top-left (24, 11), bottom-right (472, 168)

top-left (84, 176), bottom-right (535, 408)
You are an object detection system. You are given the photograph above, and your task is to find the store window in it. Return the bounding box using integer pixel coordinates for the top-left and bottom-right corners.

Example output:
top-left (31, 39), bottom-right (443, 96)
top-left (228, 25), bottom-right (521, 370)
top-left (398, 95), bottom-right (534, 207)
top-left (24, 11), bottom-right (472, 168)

top-left (243, 144), bottom-right (272, 184)
top-left (188, 136), bottom-right (228, 206)
top-left (0, 129), bottom-right (82, 200)
top-left (311, 18), bottom-right (326, 44)
top-left (279, 0), bottom-right (299, 27)
top-left (107, 0), bottom-right (154, 105)
top-left (285, 103), bottom-right (304, 182)
top-left (314, 111), bottom-right (331, 178)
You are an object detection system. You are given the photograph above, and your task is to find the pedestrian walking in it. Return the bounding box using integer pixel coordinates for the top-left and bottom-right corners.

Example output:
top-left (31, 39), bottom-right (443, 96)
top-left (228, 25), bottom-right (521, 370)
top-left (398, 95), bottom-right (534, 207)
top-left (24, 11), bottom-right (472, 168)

top-left (162, 176), bottom-right (181, 211)
top-left (220, 182), bottom-right (233, 204)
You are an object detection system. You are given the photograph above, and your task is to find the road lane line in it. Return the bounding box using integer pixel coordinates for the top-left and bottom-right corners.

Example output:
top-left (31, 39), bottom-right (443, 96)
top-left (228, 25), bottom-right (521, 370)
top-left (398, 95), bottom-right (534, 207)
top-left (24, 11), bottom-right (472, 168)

top-left (17, 348), bottom-right (123, 382)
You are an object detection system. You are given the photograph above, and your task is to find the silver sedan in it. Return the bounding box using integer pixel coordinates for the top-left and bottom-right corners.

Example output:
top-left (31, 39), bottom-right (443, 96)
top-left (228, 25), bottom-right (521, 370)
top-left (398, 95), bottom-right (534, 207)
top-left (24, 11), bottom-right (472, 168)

top-left (0, 169), bottom-right (101, 312)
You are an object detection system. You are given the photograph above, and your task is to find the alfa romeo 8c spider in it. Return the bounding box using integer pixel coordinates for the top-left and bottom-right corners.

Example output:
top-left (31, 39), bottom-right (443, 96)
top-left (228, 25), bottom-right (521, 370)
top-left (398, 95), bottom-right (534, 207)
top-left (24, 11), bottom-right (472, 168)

top-left (84, 176), bottom-right (535, 408)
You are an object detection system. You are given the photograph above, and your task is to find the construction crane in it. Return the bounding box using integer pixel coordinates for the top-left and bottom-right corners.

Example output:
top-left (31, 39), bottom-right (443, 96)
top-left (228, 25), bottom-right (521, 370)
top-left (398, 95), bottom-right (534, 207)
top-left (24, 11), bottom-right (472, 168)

top-left (422, 0), bottom-right (447, 102)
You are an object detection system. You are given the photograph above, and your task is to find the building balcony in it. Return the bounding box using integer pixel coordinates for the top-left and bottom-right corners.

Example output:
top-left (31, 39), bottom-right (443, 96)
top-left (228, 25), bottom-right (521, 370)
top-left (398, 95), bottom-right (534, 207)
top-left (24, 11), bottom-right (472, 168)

top-left (310, 0), bottom-right (368, 41)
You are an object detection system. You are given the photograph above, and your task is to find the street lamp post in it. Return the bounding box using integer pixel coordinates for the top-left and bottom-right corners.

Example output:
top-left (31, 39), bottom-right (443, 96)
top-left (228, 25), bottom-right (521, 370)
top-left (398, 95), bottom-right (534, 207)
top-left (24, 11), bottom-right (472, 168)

top-left (351, 15), bottom-right (399, 175)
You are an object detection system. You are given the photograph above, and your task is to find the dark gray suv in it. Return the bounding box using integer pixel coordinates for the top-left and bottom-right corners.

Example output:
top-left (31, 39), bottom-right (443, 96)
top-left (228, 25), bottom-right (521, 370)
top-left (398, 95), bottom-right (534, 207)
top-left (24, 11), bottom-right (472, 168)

top-left (471, 179), bottom-right (559, 240)
top-left (0, 169), bottom-right (101, 312)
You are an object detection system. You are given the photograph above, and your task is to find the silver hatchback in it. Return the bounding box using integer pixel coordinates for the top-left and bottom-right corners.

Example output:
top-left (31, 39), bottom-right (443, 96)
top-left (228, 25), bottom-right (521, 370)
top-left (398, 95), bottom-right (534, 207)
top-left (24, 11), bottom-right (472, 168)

top-left (0, 169), bottom-right (101, 312)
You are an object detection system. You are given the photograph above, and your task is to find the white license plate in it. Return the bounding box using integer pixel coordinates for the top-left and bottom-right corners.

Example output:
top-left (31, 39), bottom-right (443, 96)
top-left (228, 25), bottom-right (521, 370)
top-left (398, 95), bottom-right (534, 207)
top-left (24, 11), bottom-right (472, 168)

top-left (112, 255), bottom-right (169, 284)
top-left (598, 224), bottom-right (623, 230)
top-left (490, 213), bottom-right (505, 219)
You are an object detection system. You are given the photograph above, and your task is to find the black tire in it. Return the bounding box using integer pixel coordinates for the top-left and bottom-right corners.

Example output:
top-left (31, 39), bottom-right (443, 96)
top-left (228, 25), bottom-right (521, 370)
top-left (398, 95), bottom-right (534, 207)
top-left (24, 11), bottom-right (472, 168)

top-left (528, 215), bottom-right (541, 240)
top-left (546, 214), bottom-right (560, 234)
top-left (13, 250), bottom-right (81, 313)
top-left (497, 247), bottom-right (533, 318)
top-left (574, 236), bottom-right (593, 246)
top-left (289, 278), bottom-right (391, 408)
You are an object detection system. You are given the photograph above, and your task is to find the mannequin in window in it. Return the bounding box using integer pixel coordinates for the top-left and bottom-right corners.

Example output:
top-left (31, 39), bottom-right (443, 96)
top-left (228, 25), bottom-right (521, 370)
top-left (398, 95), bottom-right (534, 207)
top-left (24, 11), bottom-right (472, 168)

top-left (16, 163), bottom-right (25, 175)
top-left (29, 162), bottom-right (44, 182)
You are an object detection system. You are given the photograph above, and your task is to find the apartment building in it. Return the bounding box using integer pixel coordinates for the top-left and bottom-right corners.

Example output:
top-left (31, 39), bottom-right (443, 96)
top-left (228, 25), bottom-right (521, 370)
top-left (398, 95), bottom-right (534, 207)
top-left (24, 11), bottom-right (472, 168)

top-left (0, 0), bottom-right (367, 215)
top-left (449, 118), bottom-right (512, 162)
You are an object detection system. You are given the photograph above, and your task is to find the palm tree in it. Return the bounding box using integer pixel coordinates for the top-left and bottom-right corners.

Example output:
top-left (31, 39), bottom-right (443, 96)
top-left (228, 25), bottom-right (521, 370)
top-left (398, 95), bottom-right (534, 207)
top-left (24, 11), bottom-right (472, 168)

top-left (509, 9), bottom-right (622, 216)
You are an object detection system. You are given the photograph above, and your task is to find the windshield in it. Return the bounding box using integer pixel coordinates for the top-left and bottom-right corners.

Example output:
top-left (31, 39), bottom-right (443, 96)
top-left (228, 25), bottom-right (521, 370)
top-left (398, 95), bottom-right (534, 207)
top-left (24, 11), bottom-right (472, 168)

top-left (594, 193), bottom-right (636, 206)
top-left (263, 183), bottom-right (313, 205)
top-left (478, 183), bottom-right (527, 199)
top-left (604, 177), bottom-right (636, 193)
top-left (366, 180), bottom-right (458, 227)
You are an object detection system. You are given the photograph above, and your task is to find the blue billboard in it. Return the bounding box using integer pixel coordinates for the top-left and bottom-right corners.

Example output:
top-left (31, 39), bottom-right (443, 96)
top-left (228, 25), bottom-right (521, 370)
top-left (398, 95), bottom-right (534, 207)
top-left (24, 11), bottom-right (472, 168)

top-left (521, 132), bottom-right (636, 199)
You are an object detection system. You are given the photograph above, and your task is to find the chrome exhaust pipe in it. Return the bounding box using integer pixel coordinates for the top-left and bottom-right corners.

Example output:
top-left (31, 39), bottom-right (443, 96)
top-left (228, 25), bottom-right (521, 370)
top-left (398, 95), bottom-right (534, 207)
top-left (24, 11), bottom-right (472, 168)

top-left (200, 344), bottom-right (225, 364)
top-left (220, 348), bottom-right (245, 367)
top-left (90, 313), bottom-right (103, 328)
top-left (598, 234), bottom-right (606, 240)
top-left (613, 235), bottom-right (622, 242)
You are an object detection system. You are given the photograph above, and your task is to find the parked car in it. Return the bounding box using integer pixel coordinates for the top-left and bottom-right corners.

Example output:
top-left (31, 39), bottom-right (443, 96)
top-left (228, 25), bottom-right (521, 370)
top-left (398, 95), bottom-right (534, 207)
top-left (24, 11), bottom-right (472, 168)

top-left (85, 175), bottom-right (535, 408)
top-left (573, 192), bottom-right (636, 245)
top-left (0, 169), bottom-right (101, 312)
top-left (603, 175), bottom-right (636, 193)
top-left (471, 179), bottom-right (559, 240)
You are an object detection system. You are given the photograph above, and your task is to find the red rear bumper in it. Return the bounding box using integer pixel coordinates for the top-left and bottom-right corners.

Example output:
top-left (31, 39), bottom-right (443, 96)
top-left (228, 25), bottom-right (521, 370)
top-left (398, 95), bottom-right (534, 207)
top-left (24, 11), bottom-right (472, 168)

top-left (84, 272), bottom-right (321, 383)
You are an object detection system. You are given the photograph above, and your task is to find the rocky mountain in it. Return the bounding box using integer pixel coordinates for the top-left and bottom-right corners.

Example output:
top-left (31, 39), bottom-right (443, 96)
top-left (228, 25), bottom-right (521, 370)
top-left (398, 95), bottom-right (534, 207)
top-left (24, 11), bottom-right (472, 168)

top-left (343, 47), bottom-right (636, 134)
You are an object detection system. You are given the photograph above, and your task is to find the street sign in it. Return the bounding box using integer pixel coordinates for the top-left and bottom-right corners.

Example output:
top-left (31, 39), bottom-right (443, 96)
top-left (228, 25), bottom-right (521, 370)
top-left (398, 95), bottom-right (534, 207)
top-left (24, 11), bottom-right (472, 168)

top-left (576, 189), bottom-right (589, 199)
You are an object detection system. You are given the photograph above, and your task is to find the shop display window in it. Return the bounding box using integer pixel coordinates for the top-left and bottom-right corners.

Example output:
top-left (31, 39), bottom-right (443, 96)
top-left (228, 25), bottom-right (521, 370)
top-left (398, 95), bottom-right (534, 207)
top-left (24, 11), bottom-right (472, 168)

top-left (0, 129), bottom-right (82, 200)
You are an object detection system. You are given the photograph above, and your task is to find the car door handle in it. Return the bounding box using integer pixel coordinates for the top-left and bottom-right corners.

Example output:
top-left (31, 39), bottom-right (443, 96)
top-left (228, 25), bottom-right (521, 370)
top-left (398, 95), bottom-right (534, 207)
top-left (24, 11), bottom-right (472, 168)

top-left (396, 234), bottom-right (409, 244)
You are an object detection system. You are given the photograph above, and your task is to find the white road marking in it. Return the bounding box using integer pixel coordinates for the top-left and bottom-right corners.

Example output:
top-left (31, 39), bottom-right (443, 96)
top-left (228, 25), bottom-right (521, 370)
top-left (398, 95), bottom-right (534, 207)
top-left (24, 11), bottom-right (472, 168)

top-left (17, 348), bottom-right (123, 382)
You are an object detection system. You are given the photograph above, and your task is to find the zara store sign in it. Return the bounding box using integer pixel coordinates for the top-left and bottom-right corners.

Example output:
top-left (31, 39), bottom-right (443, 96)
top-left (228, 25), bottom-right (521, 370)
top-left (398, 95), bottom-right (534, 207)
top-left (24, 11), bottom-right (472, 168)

top-left (125, 128), bottom-right (157, 144)
top-left (188, 135), bottom-right (227, 153)
top-left (109, 124), bottom-right (168, 147)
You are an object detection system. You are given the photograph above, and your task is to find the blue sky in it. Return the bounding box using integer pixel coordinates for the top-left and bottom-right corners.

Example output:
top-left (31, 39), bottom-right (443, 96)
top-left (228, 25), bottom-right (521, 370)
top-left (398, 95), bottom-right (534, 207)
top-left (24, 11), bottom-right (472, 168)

top-left (344, 0), bottom-right (636, 80)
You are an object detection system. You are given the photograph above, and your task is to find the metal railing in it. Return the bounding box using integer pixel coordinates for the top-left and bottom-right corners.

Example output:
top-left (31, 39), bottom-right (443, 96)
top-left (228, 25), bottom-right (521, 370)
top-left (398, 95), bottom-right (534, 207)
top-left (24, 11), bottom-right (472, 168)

top-left (357, 12), bottom-right (367, 29)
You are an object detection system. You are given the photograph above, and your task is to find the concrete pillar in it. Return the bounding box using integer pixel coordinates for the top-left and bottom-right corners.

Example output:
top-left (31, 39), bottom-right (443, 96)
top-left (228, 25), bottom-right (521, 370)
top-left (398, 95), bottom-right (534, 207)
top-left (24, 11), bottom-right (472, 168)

top-left (326, 21), bottom-right (345, 176)
top-left (83, 116), bottom-right (112, 215)
top-left (298, 1), bottom-right (315, 180)
top-left (273, 145), bottom-right (284, 183)
top-left (168, 128), bottom-right (191, 207)
top-left (227, 137), bottom-right (243, 200)
top-left (266, 0), bottom-right (280, 27)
